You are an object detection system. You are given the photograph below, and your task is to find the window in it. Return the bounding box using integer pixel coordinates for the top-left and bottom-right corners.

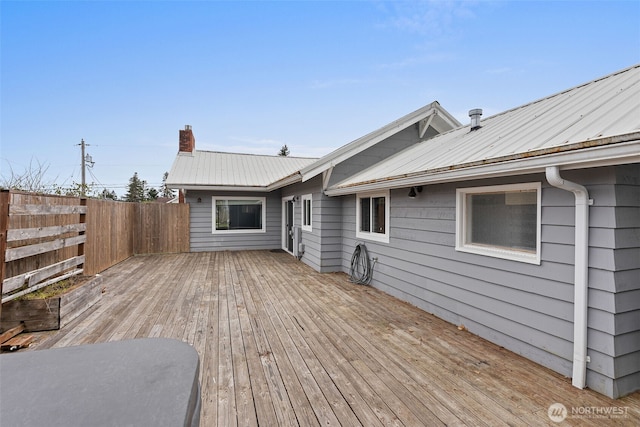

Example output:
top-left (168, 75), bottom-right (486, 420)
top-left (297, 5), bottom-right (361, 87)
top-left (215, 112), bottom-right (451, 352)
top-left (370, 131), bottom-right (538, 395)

top-left (212, 197), bottom-right (266, 234)
top-left (356, 191), bottom-right (389, 243)
top-left (456, 183), bottom-right (541, 264)
top-left (301, 194), bottom-right (312, 232)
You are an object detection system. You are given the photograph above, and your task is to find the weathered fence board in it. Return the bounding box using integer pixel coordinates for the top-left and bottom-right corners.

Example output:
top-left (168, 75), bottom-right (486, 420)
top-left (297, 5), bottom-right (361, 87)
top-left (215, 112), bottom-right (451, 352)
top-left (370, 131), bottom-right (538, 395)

top-left (7, 223), bottom-right (86, 242)
top-left (83, 200), bottom-right (189, 275)
top-left (1, 191), bottom-right (189, 310)
top-left (134, 203), bottom-right (190, 255)
top-left (5, 235), bottom-right (86, 262)
top-left (5, 192), bottom-right (81, 283)
top-left (84, 199), bottom-right (135, 276)
top-left (9, 204), bottom-right (88, 215)
top-left (3, 256), bottom-right (85, 294)
top-left (0, 190), bottom-right (10, 321)
top-left (1, 192), bottom-right (84, 304)
top-left (4, 269), bottom-right (82, 303)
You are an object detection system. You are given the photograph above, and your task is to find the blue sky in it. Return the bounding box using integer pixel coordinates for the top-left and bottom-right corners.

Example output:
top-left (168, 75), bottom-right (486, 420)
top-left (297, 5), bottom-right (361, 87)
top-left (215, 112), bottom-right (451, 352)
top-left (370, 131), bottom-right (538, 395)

top-left (2, 1), bottom-right (639, 196)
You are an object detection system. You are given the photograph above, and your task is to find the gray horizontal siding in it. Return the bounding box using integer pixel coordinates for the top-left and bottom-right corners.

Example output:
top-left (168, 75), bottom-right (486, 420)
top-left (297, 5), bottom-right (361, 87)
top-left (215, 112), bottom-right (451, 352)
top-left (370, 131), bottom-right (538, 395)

top-left (337, 165), bottom-right (640, 398)
top-left (187, 190), bottom-right (282, 252)
top-left (317, 195), bottom-right (343, 272)
top-left (282, 177), bottom-right (324, 271)
top-left (328, 126), bottom-right (422, 188)
top-left (613, 371), bottom-right (640, 402)
top-left (282, 176), bottom-right (344, 273)
top-left (612, 164), bottom-right (640, 397)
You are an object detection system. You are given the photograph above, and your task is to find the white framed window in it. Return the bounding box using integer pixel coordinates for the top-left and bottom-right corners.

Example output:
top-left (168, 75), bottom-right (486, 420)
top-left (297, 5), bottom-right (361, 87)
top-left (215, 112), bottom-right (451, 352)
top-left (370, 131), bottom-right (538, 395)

top-left (356, 191), bottom-right (390, 243)
top-left (212, 197), bottom-right (266, 234)
top-left (301, 194), bottom-right (312, 232)
top-left (456, 183), bottom-right (541, 264)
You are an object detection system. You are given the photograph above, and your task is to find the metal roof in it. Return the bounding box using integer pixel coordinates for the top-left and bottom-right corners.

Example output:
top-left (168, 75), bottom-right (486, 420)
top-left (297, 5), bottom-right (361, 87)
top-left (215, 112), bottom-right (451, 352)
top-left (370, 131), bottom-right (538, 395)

top-left (300, 101), bottom-right (462, 181)
top-left (327, 65), bottom-right (640, 195)
top-left (166, 151), bottom-right (318, 191)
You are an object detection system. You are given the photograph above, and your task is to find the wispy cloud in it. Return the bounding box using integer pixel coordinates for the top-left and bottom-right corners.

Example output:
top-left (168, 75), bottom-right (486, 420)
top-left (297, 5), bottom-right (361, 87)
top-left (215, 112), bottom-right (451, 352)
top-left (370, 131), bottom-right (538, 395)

top-left (377, 0), bottom-right (478, 36)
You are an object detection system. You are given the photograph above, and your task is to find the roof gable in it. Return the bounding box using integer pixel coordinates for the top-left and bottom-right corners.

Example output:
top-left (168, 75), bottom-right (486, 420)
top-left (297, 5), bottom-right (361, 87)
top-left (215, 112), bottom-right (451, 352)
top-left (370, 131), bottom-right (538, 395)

top-left (300, 101), bottom-right (461, 182)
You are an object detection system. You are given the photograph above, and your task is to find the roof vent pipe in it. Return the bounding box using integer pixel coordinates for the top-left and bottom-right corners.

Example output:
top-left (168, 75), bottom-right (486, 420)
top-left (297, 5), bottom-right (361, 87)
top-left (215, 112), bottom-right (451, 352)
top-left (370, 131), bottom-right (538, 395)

top-left (469, 108), bottom-right (482, 131)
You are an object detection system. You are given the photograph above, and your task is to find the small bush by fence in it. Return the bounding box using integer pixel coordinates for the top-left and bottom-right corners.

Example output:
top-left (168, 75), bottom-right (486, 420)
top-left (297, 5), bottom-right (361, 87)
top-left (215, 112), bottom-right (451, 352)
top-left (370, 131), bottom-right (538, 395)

top-left (1, 190), bottom-right (189, 321)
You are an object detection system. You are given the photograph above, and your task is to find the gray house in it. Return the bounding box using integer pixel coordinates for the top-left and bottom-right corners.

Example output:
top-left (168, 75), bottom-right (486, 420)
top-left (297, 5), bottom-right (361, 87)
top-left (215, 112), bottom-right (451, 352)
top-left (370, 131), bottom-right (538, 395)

top-left (166, 102), bottom-right (461, 270)
top-left (167, 65), bottom-right (640, 398)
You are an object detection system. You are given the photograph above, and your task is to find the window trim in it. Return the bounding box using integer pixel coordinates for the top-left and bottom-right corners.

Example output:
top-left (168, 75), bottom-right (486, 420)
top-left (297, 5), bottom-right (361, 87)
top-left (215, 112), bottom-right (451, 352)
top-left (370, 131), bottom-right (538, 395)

top-left (212, 196), bottom-right (266, 234)
top-left (356, 191), bottom-right (390, 243)
top-left (455, 182), bottom-right (541, 264)
top-left (301, 193), bottom-right (313, 232)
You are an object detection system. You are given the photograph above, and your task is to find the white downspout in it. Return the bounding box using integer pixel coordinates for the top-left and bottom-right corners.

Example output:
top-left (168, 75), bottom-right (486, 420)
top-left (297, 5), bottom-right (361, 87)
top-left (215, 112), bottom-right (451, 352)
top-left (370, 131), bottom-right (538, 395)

top-left (545, 166), bottom-right (592, 389)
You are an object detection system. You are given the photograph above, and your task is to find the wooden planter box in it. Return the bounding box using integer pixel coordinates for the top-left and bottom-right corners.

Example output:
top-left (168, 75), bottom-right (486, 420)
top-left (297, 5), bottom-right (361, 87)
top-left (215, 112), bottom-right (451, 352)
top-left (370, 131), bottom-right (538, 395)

top-left (1, 275), bottom-right (103, 332)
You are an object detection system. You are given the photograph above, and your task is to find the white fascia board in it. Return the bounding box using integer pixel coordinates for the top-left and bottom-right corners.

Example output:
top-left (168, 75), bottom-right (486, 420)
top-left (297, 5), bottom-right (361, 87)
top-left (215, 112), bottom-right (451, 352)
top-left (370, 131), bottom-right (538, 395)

top-left (167, 184), bottom-right (271, 192)
top-left (266, 173), bottom-right (303, 191)
top-left (300, 121), bottom-right (410, 181)
top-left (166, 173), bottom-right (303, 193)
top-left (430, 107), bottom-right (463, 133)
top-left (325, 139), bottom-right (640, 196)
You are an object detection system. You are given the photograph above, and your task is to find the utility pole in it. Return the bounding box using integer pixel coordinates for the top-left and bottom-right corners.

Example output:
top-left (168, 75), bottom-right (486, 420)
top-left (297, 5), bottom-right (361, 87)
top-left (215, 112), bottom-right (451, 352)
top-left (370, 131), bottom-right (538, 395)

top-left (80, 139), bottom-right (86, 196)
top-left (78, 139), bottom-right (94, 197)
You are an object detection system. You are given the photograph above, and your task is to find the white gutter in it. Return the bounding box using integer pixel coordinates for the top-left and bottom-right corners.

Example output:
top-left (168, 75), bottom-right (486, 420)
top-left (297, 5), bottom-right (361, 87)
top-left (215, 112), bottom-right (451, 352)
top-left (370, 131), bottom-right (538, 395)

top-left (325, 138), bottom-right (640, 196)
top-left (166, 173), bottom-right (304, 193)
top-left (545, 166), bottom-right (592, 389)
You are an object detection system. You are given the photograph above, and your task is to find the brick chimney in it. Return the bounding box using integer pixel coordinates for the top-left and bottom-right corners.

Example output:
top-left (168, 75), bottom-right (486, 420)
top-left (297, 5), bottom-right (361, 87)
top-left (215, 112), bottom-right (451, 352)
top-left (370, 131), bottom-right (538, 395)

top-left (179, 125), bottom-right (195, 152)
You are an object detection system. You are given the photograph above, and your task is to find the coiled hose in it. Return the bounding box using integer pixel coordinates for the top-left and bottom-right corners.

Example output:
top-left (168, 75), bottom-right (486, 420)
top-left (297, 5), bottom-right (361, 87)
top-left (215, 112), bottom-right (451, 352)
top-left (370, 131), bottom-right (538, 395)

top-left (349, 243), bottom-right (376, 285)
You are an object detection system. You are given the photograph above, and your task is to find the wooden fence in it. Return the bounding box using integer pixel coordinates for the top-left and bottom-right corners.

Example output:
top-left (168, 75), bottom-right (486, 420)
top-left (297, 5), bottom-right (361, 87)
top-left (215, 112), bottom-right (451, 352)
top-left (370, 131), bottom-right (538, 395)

top-left (1, 192), bottom-right (87, 304)
top-left (0, 190), bottom-right (189, 319)
top-left (84, 199), bottom-right (190, 274)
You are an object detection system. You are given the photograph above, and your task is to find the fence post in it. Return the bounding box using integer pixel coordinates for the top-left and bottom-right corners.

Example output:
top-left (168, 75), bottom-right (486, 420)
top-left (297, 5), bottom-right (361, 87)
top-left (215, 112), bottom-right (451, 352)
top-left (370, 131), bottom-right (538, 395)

top-left (78, 198), bottom-right (87, 273)
top-left (0, 190), bottom-right (11, 326)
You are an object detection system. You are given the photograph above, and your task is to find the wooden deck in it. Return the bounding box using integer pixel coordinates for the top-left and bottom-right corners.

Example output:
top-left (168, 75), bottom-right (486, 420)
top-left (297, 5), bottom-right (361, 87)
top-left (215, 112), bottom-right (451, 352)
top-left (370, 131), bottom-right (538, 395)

top-left (28, 251), bottom-right (639, 426)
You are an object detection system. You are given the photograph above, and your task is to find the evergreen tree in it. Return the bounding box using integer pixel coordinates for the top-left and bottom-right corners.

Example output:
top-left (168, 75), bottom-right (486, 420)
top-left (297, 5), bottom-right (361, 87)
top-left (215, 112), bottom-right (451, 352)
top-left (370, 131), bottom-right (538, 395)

top-left (146, 187), bottom-right (159, 200)
top-left (278, 144), bottom-right (290, 156)
top-left (100, 188), bottom-right (118, 200)
top-left (124, 172), bottom-right (146, 202)
top-left (161, 172), bottom-right (174, 198)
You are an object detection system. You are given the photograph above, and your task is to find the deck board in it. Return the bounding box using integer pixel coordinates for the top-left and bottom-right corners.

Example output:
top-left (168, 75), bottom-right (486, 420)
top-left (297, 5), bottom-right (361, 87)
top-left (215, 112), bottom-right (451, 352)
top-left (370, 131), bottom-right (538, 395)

top-left (26, 251), bottom-right (640, 426)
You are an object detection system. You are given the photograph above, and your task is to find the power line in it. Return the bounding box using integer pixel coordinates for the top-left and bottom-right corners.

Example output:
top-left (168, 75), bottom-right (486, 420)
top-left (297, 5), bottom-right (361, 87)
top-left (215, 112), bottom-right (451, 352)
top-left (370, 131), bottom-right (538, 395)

top-left (87, 167), bottom-right (106, 189)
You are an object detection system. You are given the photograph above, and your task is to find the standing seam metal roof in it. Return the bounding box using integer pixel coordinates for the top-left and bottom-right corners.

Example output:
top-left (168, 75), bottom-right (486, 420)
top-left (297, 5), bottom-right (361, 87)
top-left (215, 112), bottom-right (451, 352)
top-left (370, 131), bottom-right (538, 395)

top-left (166, 151), bottom-right (318, 189)
top-left (330, 65), bottom-right (640, 191)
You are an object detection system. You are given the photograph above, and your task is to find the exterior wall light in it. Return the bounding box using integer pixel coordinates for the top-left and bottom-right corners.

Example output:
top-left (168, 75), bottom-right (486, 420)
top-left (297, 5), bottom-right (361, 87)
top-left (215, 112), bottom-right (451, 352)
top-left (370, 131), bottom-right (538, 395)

top-left (408, 186), bottom-right (423, 198)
